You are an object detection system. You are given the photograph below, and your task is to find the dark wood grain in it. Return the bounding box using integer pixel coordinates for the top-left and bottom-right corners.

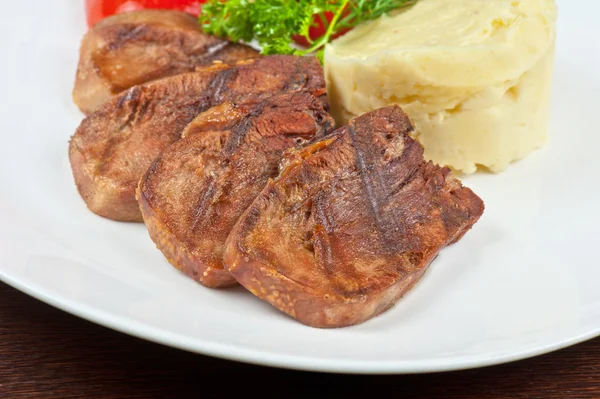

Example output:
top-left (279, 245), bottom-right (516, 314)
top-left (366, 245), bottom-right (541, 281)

top-left (1, 281), bottom-right (598, 399)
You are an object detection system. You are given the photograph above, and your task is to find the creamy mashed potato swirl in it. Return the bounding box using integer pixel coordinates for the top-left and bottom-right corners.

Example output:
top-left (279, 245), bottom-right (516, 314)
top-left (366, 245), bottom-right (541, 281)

top-left (325, 0), bottom-right (557, 173)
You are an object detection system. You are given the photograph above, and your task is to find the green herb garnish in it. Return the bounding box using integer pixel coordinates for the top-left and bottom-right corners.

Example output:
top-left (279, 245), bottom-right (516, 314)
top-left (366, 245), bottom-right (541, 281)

top-left (200, 0), bottom-right (416, 61)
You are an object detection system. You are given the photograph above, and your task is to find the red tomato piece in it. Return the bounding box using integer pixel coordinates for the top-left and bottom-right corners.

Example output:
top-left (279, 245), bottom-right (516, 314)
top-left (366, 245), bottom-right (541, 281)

top-left (85, 0), bottom-right (205, 27)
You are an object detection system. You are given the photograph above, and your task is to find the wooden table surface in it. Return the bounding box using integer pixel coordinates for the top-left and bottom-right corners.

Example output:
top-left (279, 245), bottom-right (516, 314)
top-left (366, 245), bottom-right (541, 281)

top-left (1, 281), bottom-right (598, 399)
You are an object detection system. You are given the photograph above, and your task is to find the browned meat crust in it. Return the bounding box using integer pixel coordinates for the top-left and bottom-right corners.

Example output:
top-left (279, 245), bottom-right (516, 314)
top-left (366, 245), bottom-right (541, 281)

top-left (223, 106), bottom-right (485, 327)
top-left (73, 10), bottom-right (259, 114)
top-left (137, 91), bottom-right (334, 288)
top-left (69, 56), bottom-right (326, 222)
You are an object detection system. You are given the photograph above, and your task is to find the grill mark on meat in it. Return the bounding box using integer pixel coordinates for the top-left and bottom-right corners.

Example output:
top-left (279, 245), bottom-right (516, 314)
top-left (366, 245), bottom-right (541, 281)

top-left (311, 190), bottom-right (335, 276)
top-left (106, 24), bottom-right (149, 51)
top-left (116, 85), bottom-right (141, 111)
top-left (133, 95), bottom-right (151, 125)
top-left (283, 58), bottom-right (308, 92)
top-left (384, 138), bottom-right (423, 202)
top-left (191, 177), bottom-right (219, 231)
top-left (221, 112), bottom-right (255, 156)
top-left (209, 68), bottom-right (237, 104)
top-left (313, 224), bottom-right (334, 276)
top-left (104, 21), bottom-right (226, 56)
top-left (347, 124), bottom-right (404, 251)
top-left (117, 87), bottom-right (143, 131)
top-left (95, 87), bottom-right (145, 176)
top-left (311, 178), bottom-right (364, 287)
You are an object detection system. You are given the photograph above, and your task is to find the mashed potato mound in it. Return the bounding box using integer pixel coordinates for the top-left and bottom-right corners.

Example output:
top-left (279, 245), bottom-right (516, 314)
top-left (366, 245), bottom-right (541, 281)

top-left (325, 0), bottom-right (557, 173)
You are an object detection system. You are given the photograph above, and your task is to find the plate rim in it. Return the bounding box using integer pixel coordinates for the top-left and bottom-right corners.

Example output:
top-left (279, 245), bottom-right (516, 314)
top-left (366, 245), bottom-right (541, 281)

top-left (2, 0), bottom-right (599, 376)
top-left (2, 271), bottom-right (599, 374)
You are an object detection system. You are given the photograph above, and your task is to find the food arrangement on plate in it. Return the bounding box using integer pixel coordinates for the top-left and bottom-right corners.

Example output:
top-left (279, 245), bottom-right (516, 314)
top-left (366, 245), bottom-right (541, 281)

top-left (69, 0), bottom-right (557, 328)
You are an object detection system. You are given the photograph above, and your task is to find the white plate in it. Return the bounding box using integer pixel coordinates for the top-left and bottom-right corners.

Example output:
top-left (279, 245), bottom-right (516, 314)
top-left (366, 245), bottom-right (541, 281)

top-left (1, 0), bottom-right (598, 374)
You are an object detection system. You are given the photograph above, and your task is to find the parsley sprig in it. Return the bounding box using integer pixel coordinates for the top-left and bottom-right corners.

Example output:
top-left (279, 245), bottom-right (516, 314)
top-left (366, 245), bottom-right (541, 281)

top-left (200, 0), bottom-right (416, 61)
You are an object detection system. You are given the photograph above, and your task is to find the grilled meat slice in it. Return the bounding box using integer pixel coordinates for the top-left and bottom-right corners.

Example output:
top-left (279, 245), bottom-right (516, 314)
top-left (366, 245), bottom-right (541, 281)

top-left (73, 10), bottom-right (259, 114)
top-left (69, 55), bottom-right (325, 222)
top-left (224, 106), bottom-right (484, 328)
top-left (138, 92), bottom-right (334, 288)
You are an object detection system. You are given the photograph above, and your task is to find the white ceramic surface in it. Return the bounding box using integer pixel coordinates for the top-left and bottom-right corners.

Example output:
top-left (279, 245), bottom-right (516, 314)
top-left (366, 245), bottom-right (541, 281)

top-left (1, 1), bottom-right (599, 374)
